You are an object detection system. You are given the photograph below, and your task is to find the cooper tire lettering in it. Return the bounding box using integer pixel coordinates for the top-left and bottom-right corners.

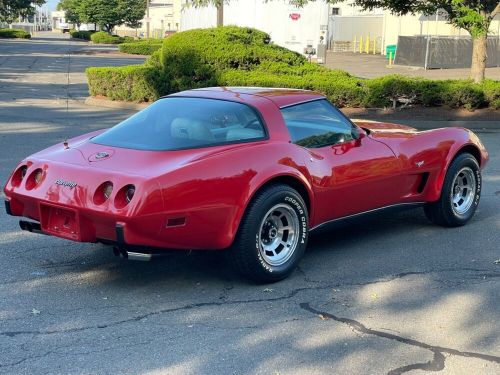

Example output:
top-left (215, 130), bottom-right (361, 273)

top-left (229, 184), bottom-right (309, 282)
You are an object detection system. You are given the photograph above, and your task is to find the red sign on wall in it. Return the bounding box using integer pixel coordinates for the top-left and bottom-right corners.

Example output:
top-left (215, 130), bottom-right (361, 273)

top-left (289, 13), bottom-right (301, 21)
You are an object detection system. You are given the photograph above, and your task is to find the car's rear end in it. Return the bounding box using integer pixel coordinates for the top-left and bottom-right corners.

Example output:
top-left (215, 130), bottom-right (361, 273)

top-left (4, 145), bottom-right (166, 252)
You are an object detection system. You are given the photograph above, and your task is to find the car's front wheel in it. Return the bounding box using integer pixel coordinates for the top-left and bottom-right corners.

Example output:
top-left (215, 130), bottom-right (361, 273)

top-left (424, 152), bottom-right (481, 227)
top-left (228, 184), bottom-right (309, 283)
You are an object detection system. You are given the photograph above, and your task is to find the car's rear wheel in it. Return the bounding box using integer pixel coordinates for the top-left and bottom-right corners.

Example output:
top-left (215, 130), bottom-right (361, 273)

top-left (424, 153), bottom-right (481, 227)
top-left (228, 184), bottom-right (309, 283)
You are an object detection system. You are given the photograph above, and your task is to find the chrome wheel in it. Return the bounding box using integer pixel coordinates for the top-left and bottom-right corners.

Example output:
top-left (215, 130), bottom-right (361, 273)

top-left (451, 167), bottom-right (476, 215)
top-left (258, 204), bottom-right (300, 266)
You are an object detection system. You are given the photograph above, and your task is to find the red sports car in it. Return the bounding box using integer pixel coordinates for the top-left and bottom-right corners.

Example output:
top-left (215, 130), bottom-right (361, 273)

top-left (4, 88), bottom-right (488, 282)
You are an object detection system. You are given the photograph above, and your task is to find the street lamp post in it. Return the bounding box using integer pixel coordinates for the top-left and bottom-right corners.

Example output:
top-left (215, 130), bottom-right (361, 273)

top-left (146, 0), bottom-right (150, 38)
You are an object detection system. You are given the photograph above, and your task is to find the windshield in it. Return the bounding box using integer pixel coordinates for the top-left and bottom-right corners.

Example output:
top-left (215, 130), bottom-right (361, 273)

top-left (91, 97), bottom-right (267, 151)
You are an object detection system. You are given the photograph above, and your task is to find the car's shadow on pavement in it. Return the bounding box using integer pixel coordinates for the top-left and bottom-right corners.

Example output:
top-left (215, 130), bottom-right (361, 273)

top-left (19, 203), bottom-right (495, 286)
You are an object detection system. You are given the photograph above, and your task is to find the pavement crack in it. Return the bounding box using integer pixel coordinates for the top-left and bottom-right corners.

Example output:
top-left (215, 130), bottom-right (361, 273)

top-left (0, 285), bottom-right (330, 338)
top-left (218, 282), bottom-right (235, 301)
top-left (299, 302), bottom-right (500, 374)
top-left (0, 269), bottom-right (500, 342)
top-left (0, 350), bottom-right (54, 369)
top-left (387, 350), bottom-right (445, 374)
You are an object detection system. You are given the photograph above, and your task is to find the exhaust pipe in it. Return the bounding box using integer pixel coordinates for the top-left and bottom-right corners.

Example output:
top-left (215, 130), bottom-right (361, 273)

top-left (126, 251), bottom-right (153, 261)
top-left (113, 246), bottom-right (152, 262)
top-left (19, 220), bottom-right (45, 235)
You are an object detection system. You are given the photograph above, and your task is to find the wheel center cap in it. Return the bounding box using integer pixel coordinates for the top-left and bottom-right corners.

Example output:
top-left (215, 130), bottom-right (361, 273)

top-left (454, 185), bottom-right (461, 195)
top-left (269, 228), bottom-right (278, 239)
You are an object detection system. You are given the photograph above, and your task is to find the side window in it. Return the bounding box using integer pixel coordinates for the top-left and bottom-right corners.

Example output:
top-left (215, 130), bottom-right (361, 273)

top-left (280, 99), bottom-right (355, 148)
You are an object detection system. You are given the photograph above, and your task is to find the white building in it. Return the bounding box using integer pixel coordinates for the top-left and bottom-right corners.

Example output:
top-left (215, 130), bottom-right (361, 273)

top-left (115, 0), bottom-right (182, 38)
top-left (181, 0), bottom-right (330, 55)
top-left (181, 1), bottom-right (500, 56)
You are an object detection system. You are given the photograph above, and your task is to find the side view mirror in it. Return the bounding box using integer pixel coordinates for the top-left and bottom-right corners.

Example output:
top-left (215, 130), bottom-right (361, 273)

top-left (353, 127), bottom-right (366, 146)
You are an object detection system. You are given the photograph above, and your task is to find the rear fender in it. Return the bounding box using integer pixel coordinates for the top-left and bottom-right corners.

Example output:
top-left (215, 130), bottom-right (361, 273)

top-left (227, 168), bottom-right (314, 248)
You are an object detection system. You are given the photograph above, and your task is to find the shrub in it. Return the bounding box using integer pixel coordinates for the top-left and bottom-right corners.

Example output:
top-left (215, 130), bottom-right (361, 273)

top-left (85, 26), bottom-right (500, 110)
top-left (70, 30), bottom-right (95, 40)
top-left (0, 28), bottom-right (31, 39)
top-left (145, 49), bottom-right (163, 68)
top-left (441, 81), bottom-right (486, 110)
top-left (308, 71), bottom-right (364, 107)
top-left (86, 65), bottom-right (169, 102)
top-left (159, 26), bottom-right (314, 96)
top-left (90, 31), bottom-right (123, 44)
top-left (363, 75), bottom-right (420, 107)
top-left (161, 26), bottom-right (305, 76)
top-left (119, 40), bottom-right (162, 55)
top-left (482, 79), bottom-right (500, 109)
top-left (413, 79), bottom-right (443, 107)
top-left (219, 69), bottom-right (364, 108)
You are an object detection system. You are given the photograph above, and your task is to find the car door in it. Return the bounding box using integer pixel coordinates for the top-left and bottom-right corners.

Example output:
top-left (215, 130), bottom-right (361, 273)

top-left (280, 99), bottom-right (404, 225)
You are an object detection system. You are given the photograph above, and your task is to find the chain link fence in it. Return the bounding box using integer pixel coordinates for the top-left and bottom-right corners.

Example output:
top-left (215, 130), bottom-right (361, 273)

top-left (395, 35), bottom-right (500, 69)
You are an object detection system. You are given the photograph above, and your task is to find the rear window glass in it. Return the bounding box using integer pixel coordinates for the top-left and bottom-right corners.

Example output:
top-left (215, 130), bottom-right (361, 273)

top-left (91, 97), bottom-right (266, 151)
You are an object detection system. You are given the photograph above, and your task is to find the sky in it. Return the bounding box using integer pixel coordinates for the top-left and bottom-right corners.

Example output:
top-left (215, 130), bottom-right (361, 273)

top-left (44, 0), bottom-right (59, 13)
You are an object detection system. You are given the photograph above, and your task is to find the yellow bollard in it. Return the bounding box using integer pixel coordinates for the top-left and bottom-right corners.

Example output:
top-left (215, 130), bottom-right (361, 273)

top-left (365, 36), bottom-right (370, 54)
top-left (353, 36), bottom-right (357, 53)
top-left (359, 36), bottom-right (363, 53)
top-left (389, 51), bottom-right (393, 66)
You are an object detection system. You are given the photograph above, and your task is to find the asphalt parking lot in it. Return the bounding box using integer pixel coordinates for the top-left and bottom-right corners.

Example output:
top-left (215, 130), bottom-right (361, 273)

top-left (0, 33), bottom-right (499, 375)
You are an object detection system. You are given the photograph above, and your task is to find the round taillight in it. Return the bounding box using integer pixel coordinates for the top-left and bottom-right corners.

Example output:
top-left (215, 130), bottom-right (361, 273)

top-left (11, 165), bottom-right (28, 187)
top-left (125, 185), bottom-right (135, 203)
top-left (114, 184), bottom-right (136, 209)
top-left (93, 181), bottom-right (114, 205)
top-left (34, 169), bottom-right (43, 184)
top-left (25, 168), bottom-right (44, 190)
top-left (103, 182), bottom-right (113, 200)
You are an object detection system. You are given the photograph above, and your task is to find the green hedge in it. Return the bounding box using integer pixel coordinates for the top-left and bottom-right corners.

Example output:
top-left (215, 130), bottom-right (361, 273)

top-left (90, 31), bottom-right (126, 44)
top-left (161, 27), bottom-right (305, 71)
top-left (0, 28), bottom-right (31, 39)
top-left (70, 30), bottom-right (95, 40)
top-left (482, 79), bottom-right (500, 109)
top-left (86, 65), bottom-right (168, 102)
top-left (119, 40), bottom-right (162, 55)
top-left (160, 26), bottom-right (305, 92)
top-left (86, 26), bottom-right (500, 108)
top-left (219, 69), bottom-right (365, 108)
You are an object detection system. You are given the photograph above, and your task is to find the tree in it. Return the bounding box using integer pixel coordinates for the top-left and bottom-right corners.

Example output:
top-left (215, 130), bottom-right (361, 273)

top-left (78, 0), bottom-right (145, 32)
top-left (0, 0), bottom-right (45, 24)
top-left (57, 0), bottom-right (83, 28)
top-left (119, 0), bottom-right (147, 29)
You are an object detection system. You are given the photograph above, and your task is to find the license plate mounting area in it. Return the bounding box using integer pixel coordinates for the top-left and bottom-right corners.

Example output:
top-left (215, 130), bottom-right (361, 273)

top-left (40, 203), bottom-right (81, 241)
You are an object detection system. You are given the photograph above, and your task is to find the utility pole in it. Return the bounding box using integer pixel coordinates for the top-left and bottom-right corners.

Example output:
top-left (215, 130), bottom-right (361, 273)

top-left (146, 0), bottom-right (150, 38)
top-left (33, 6), bottom-right (37, 36)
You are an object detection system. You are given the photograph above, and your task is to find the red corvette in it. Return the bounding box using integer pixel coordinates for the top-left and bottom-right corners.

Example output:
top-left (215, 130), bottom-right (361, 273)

top-left (4, 88), bottom-right (488, 282)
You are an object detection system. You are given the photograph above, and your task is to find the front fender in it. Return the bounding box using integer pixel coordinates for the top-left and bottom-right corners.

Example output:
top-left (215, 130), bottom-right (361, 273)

top-left (425, 128), bottom-right (488, 202)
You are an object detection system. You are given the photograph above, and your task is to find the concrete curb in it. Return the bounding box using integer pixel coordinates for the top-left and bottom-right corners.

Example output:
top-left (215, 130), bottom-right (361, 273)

top-left (84, 97), bottom-right (149, 110)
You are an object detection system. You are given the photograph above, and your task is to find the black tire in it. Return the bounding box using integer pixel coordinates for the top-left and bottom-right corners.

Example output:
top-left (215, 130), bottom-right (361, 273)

top-left (228, 184), bottom-right (309, 283)
top-left (424, 153), bottom-right (481, 227)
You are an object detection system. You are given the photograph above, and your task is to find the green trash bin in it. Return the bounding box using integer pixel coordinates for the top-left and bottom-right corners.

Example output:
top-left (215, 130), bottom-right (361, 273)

top-left (386, 45), bottom-right (397, 59)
